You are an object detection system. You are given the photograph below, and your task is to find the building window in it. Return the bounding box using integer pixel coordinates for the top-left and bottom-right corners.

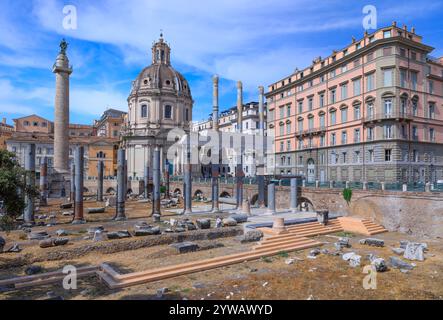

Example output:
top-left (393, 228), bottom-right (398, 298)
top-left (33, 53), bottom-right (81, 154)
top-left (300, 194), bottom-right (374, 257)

top-left (413, 149), bottom-right (418, 162)
top-left (384, 124), bottom-right (393, 139)
top-left (383, 99), bottom-right (393, 116)
top-left (185, 108), bottom-right (189, 121)
top-left (400, 69), bottom-right (407, 87)
top-left (331, 133), bottom-right (336, 146)
top-left (429, 128), bottom-right (435, 142)
top-left (412, 126), bottom-right (418, 140)
top-left (383, 68), bottom-right (393, 87)
top-left (319, 94), bottom-right (325, 107)
top-left (341, 131), bottom-right (347, 144)
top-left (429, 103), bottom-right (435, 119)
top-left (330, 89), bottom-right (336, 103)
top-left (297, 119), bottom-right (303, 132)
top-left (320, 135), bottom-right (325, 147)
top-left (354, 151), bottom-right (361, 163)
top-left (24, 121), bottom-right (29, 126)
top-left (366, 73), bottom-right (374, 91)
top-left (367, 127), bottom-right (374, 141)
top-left (308, 98), bottom-right (313, 111)
top-left (341, 64), bottom-right (347, 73)
top-left (400, 98), bottom-right (407, 115)
top-left (342, 152), bottom-right (347, 163)
top-left (366, 102), bottom-right (374, 118)
top-left (429, 81), bottom-right (434, 94)
top-left (353, 78), bottom-right (361, 96)
top-left (141, 105), bottom-right (148, 118)
top-left (286, 123), bottom-right (291, 134)
top-left (298, 101), bottom-right (303, 114)
top-left (341, 108), bottom-right (348, 123)
top-left (368, 149), bottom-right (374, 162)
top-left (287, 105), bottom-right (291, 117)
top-left (279, 141), bottom-right (284, 152)
top-left (164, 105), bottom-right (172, 119)
top-left (411, 72), bottom-right (417, 90)
top-left (383, 30), bottom-right (391, 38)
top-left (354, 129), bottom-right (361, 143)
top-left (340, 84), bottom-right (348, 100)
top-left (319, 114), bottom-right (325, 128)
top-left (330, 110), bottom-right (336, 125)
top-left (412, 100), bottom-right (418, 116)
top-left (287, 140), bottom-right (291, 151)
top-left (354, 105), bottom-right (361, 119)
top-left (308, 116), bottom-right (314, 129)
top-left (385, 149), bottom-right (392, 162)
top-left (279, 124), bottom-right (284, 136)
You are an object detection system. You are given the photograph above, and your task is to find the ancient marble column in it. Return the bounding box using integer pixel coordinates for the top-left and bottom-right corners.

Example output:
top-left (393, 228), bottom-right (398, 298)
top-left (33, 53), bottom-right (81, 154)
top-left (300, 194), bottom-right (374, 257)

top-left (144, 164), bottom-right (150, 199)
top-left (257, 85), bottom-right (266, 208)
top-left (212, 75), bottom-right (221, 213)
top-left (52, 40), bottom-right (72, 173)
top-left (184, 138), bottom-right (192, 214)
top-left (24, 144), bottom-right (36, 224)
top-left (236, 81), bottom-right (244, 209)
top-left (290, 178), bottom-right (298, 213)
top-left (97, 160), bottom-right (104, 202)
top-left (115, 148), bottom-right (127, 221)
top-left (72, 146), bottom-right (85, 224)
top-left (267, 183), bottom-right (276, 215)
top-left (70, 163), bottom-right (75, 202)
top-left (39, 156), bottom-right (48, 206)
top-left (152, 146), bottom-right (161, 216)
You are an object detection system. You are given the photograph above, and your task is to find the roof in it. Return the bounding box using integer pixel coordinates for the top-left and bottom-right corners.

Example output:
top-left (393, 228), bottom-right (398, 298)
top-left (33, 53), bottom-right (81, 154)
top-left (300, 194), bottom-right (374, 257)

top-left (6, 131), bottom-right (119, 145)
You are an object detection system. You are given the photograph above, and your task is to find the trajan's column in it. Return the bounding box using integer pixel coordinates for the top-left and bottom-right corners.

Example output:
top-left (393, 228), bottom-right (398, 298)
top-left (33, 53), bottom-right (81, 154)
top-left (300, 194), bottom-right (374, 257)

top-left (52, 39), bottom-right (72, 173)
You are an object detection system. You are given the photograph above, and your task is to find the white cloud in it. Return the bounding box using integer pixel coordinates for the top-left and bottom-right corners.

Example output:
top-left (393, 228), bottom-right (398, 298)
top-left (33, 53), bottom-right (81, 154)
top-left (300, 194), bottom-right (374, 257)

top-left (0, 78), bottom-right (126, 119)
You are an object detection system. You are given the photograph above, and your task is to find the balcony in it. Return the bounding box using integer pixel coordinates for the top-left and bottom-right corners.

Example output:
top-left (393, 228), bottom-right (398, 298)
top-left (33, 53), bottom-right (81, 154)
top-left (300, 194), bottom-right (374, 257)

top-left (295, 126), bottom-right (327, 137)
top-left (363, 112), bottom-right (413, 123)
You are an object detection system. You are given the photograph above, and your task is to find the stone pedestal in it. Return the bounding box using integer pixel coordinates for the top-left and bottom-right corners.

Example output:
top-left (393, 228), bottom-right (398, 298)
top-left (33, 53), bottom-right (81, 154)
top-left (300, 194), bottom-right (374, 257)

top-left (272, 217), bottom-right (288, 234)
top-left (316, 210), bottom-right (329, 225)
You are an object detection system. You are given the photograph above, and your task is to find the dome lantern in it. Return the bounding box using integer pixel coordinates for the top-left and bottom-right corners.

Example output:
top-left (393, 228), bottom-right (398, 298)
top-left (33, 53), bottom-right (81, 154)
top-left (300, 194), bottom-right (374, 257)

top-left (151, 33), bottom-right (171, 65)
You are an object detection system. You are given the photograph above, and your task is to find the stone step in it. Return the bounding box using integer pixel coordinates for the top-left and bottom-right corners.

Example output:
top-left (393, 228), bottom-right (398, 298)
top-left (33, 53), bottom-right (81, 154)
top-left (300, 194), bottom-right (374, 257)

top-left (99, 240), bottom-right (323, 289)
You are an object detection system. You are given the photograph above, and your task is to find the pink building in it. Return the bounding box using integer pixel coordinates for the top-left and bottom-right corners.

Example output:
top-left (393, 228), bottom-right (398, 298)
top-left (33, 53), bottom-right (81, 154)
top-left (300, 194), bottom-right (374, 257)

top-left (266, 23), bottom-right (443, 184)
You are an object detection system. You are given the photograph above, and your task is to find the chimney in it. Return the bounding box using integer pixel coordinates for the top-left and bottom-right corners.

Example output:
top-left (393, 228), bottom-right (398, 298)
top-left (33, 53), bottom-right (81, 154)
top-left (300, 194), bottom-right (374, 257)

top-left (411, 27), bottom-right (415, 34)
top-left (403, 25), bottom-right (407, 31)
top-left (2, 118), bottom-right (6, 125)
top-left (392, 21), bottom-right (397, 27)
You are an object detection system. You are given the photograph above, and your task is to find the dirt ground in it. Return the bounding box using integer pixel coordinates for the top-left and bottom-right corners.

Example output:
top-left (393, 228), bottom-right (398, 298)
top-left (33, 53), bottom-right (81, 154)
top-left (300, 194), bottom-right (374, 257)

top-left (0, 198), bottom-right (442, 300)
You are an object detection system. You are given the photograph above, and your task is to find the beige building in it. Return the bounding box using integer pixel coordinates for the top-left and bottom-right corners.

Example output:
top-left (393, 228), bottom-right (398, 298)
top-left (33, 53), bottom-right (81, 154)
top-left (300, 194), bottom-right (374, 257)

top-left (93, 108), bottom-right (127, 138)
top-left (0, 118), bottom-right (13, 150)
top-left (123, 35), bottom-right (193, 178)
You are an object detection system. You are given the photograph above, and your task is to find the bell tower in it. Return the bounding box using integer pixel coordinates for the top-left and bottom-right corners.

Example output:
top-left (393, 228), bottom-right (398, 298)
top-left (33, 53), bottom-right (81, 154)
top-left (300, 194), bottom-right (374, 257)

top-left (151, 32), bottom-right (171, 65)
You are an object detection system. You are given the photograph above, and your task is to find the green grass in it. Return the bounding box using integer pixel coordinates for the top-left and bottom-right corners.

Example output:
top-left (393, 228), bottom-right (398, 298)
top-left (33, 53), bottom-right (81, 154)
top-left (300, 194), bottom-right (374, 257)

top-left (334, 231), bottom-right (355, 238)
top-left (261, 257), bottom-right (273, 263)
top-left (277, 251), bottom-right (289, 258)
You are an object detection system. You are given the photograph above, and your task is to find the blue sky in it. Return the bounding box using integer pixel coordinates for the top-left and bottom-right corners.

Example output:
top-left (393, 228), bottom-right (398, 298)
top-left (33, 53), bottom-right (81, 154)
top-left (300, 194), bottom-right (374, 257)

top-left (0, 0), bottom-right (442, 125)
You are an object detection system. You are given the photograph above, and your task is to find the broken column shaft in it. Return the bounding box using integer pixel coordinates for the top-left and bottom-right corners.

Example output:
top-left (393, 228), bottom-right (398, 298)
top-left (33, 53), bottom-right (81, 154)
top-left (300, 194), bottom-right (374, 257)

top-left (24, 143), bottom-right (36, 224)
top-left (290, 178), bottom-right (298, 212)
top-left (164, 160), bottom-right (170, 199)
top-left (115, 148), bottom-right (126, 221)
top-left (39, 156), bottom-right (48, 206)
top-left (97, 160), bottom-right (104, 202)
top-left (267, 183), bottom-right (276, 214)
top-left (73, 146), bottom-right (85, 224)
top-left (152, 146), bottom-right (161, 216)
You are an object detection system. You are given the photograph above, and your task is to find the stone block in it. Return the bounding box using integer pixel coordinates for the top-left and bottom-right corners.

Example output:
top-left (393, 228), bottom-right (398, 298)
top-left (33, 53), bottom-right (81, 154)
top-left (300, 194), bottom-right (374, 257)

top-left (196, 219), bottom-right (211, 229)
top-left (222, 218), bottom-right (237, 227)
top-left (359, 238), bottom-right (384, 247)
top-left (87, 207), bottom-right (106, 214)
top-left (169, 242), bottom-right (199, 254)
top-left (229, 214), bottom-right (248, 223)
top-left (389, 256), bottom-right (414, 270)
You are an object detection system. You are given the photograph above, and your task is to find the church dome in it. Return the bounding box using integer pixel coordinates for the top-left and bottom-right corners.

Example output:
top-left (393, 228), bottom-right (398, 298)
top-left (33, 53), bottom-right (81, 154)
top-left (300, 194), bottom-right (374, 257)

top-left (130, 35), bottom-right (192, 98)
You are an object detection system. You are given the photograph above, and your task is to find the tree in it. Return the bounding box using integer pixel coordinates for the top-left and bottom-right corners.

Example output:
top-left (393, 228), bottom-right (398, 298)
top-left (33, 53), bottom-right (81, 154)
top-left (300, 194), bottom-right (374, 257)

top-left (342, 188), bottom-right (352, 206)
top-left (0, 149), bottom-right (38, 230)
